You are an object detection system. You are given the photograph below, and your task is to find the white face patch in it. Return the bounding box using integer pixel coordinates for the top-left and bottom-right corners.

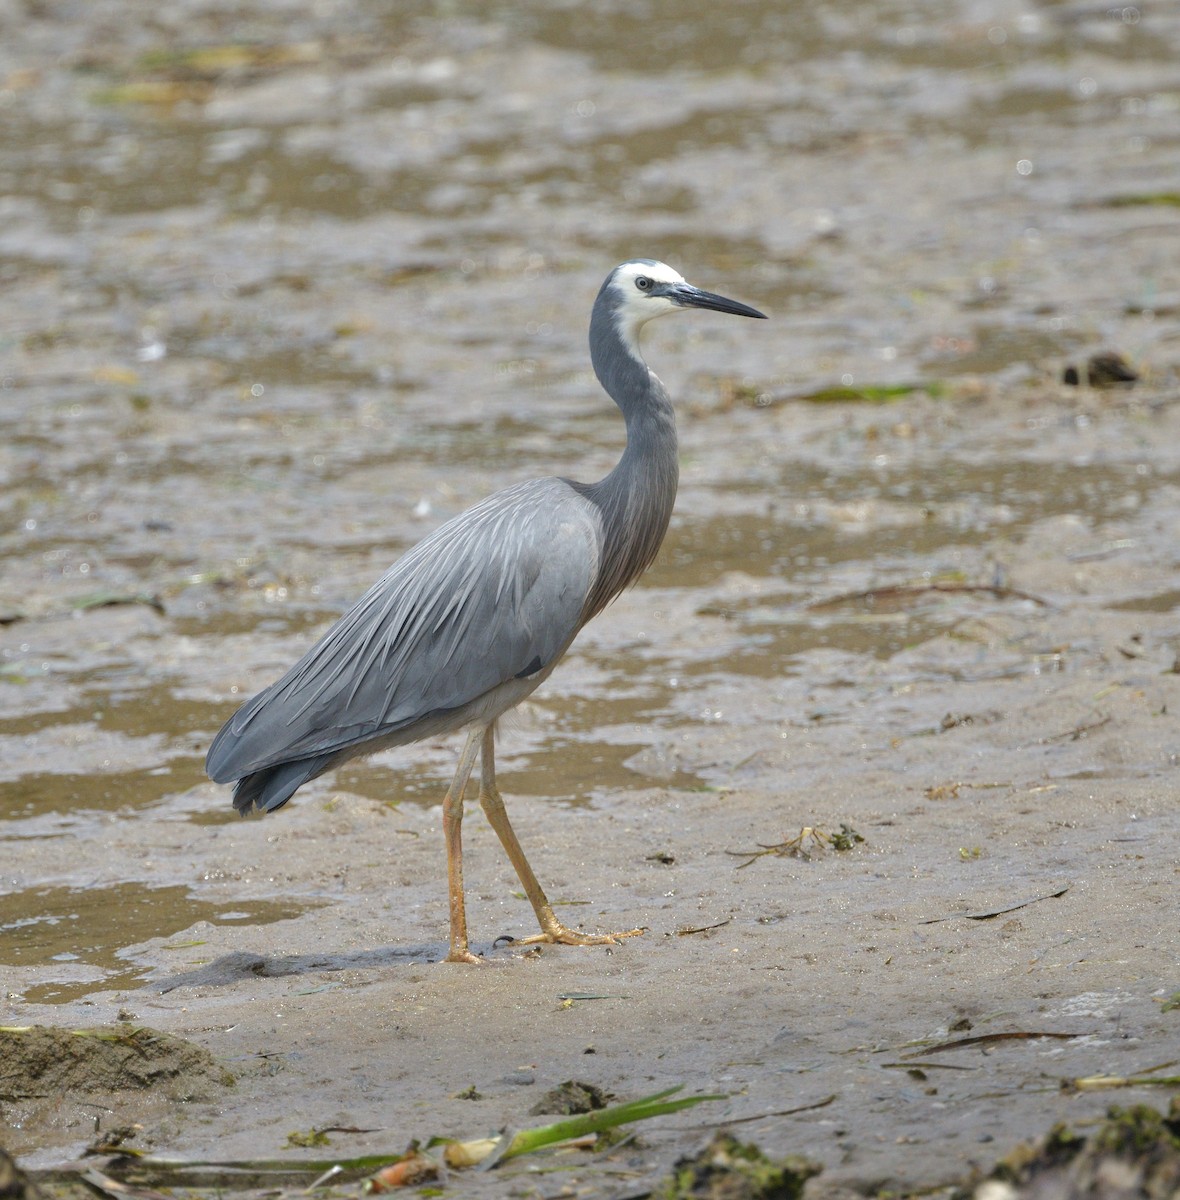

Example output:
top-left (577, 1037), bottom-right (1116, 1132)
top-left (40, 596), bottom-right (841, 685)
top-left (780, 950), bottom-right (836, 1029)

top-left (609, 260), bottom-right (689, 356)
top-left (614, 260), bottom-right (686, 291)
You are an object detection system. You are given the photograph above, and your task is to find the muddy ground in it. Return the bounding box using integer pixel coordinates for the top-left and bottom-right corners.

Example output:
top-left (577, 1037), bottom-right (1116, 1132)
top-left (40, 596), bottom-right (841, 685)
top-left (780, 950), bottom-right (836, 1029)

top-left (2, 1), bottom-right (1179, 1196)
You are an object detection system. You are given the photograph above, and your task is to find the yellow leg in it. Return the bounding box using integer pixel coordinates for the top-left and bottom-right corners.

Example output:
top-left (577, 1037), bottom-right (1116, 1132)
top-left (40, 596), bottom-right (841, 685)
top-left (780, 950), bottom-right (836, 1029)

top-left (477, 726), bottom-right (643, 950)
top-left (442, 728), bottom-right (484, 964)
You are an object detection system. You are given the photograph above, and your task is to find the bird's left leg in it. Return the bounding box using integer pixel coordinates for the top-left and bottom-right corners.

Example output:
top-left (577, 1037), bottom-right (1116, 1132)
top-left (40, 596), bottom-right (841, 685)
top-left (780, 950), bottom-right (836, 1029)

top-left (477, 725), bottom-right (643, 949)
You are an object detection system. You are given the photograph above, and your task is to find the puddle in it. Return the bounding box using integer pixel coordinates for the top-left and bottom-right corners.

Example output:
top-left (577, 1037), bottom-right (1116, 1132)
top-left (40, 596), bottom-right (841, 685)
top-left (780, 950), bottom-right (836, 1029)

top-left (333, 734), bottom-right (706, 811)
top-left (503, 736), bottom-right (706, 802)
top-left (0, 685), bottom-right (227, 824)
top-left (332, 678), bottom-right (711, 808)
top-left (0, 765), bottom-right (207, 824)
top-left (642, 460), bottom-right (1162, 597)
top-left (1109, 589), bottom-right (1180, 613)
top-left (0, 693), bottom-right (221, 741)
top-left (0, 883), bottom-right (314, 1003)
top-left (687, 581), bottom-right (1054, 672)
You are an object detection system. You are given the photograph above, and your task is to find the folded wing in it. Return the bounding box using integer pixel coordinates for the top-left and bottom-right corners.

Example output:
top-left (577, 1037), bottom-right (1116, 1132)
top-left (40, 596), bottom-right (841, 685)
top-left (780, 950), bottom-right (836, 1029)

top-left (206, 477), bottom-right (600, 788)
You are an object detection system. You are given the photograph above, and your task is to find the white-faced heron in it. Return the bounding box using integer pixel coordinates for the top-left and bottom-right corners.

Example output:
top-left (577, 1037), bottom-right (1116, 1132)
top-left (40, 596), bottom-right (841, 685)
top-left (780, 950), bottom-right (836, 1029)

top-left (206, 260), bottom-right (766, 963)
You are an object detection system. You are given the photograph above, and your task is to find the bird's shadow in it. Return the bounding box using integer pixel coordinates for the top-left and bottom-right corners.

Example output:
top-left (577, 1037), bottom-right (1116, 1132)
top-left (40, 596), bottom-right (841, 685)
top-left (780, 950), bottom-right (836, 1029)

top-left (152, 943), bottom-right (507, 992)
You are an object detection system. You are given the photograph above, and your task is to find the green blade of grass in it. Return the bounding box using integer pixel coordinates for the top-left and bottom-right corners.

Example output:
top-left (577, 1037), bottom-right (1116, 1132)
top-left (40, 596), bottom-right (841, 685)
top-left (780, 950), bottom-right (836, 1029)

top-left (437, 1086), bottom-right (725, 1167)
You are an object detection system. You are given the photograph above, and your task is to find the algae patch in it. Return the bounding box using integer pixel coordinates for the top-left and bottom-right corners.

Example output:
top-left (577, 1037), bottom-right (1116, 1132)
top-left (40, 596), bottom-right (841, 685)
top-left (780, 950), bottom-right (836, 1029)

top-left (657, 1132), bottom-right (821, 1200)
top-left (973, 1103), bottom-right (1180, 1200)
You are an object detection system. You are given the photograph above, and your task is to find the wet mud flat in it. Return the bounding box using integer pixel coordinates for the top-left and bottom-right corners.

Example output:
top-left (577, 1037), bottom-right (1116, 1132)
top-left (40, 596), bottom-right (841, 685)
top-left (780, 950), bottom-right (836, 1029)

top-left (5, 383), bottom-right (1180, 1200)
top-left (3, 0), bottom-right (1180, 1195)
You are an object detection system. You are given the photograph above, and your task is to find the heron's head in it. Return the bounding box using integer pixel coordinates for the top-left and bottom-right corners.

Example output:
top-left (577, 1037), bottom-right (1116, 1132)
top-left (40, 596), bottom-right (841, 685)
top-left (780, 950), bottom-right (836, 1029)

top-left (601, 260), bottom-right (766, 356)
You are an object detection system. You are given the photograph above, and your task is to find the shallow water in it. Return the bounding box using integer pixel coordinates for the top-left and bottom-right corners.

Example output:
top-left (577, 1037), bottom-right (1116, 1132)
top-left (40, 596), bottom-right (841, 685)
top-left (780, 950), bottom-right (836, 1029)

top-left (2, 0), bottom-right (1179, 1191)
top-left (1, 884), bottom-right (314, 1004)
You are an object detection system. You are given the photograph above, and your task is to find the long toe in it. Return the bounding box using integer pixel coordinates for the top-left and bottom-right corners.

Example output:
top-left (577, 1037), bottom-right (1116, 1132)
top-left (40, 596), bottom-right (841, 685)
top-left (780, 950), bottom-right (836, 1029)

top-left (512, 925), bottom-right (645, 948)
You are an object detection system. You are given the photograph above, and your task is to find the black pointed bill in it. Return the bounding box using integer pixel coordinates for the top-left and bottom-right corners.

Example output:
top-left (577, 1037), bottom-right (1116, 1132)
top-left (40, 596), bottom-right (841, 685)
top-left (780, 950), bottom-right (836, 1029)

top-left (671, 284), bottom-right (767, 320)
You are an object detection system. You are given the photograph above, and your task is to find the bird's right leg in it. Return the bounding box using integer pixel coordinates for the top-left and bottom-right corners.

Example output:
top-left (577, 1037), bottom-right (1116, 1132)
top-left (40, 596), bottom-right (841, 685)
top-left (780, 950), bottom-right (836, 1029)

top-left (442, 727), bottom-right (484, 964)
top-left (477, 726), bottom-right (643, 950)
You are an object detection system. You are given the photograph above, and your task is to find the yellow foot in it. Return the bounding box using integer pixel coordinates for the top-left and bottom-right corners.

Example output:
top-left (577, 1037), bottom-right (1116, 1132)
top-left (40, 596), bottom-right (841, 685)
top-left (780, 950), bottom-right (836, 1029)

top-left (445, 947), bottom-right (484, 965)
top-left (511, 925), bottom-right (645, 949)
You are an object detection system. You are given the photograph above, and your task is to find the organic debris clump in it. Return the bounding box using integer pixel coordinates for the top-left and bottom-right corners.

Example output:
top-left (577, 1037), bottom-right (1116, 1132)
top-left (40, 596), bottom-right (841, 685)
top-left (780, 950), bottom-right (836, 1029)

top-left (657, 1132), bottom-right (821, 1200)
top-left (530, 1079), bottom-right (613, 1116)
top-left (972, 1103), bottom-right (1180, 1200)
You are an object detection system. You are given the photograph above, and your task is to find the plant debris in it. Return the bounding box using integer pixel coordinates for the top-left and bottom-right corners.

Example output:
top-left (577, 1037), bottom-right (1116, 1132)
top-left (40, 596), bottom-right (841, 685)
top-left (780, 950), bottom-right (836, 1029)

top-left (347, 1085), bottom-right (726, 1186)
top-left (677, 919), bottom-right (733, 937)
top-left (84, 1127), bottom-right (145, 1158)
top-left (363, 1148), bottom-right (440, 1192)
top-left (72, 591), bottom-right (166, 616)
top-left (557, 992), bottom-right (627, 1007)
top-left (1064, 1070), bottom-right (1180, 1092)
top-left (1042, 714), bottom-right (1111, 743)
top-left (972, 1103), bottom-right (1180, 1199)
top-left (285, 1129), bottom-right (331, 1149)
top-left (728, 824), bottom-right (864, 867)
top-left (919, 886), bottom-right (1069, 924)
top-left (712, 1095), bottom-right (838, 1126)
top-left (1062, 351), bottom-right (1139, 387)
top-left (790, 382), bottom-right (938, 404)
top-left (74, 1167), bottom-right (173, 1200)
top-left (905, 1030), bottom-right (1083, 1058)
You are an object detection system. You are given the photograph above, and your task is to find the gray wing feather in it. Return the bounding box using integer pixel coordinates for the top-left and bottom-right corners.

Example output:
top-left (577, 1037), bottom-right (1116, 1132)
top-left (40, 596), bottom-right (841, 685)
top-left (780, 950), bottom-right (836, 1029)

top-left (207, 477), bottom-right (600, 781)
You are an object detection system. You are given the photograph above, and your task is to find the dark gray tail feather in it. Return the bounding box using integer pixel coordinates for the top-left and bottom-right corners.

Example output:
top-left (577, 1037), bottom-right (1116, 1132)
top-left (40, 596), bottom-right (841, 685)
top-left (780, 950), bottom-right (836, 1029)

top-left (231, 755), bottom-right (336, 814)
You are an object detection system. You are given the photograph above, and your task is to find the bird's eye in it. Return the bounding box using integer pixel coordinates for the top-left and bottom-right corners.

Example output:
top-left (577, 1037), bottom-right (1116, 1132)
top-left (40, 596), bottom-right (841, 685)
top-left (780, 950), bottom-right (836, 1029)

top-left (635, 276), bottom-right (652, 291)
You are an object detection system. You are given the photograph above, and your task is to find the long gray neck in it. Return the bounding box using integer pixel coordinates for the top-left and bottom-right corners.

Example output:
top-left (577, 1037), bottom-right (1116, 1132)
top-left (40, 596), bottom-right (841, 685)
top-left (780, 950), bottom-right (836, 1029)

top-left (576, 297), bottom-right (680, 622)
